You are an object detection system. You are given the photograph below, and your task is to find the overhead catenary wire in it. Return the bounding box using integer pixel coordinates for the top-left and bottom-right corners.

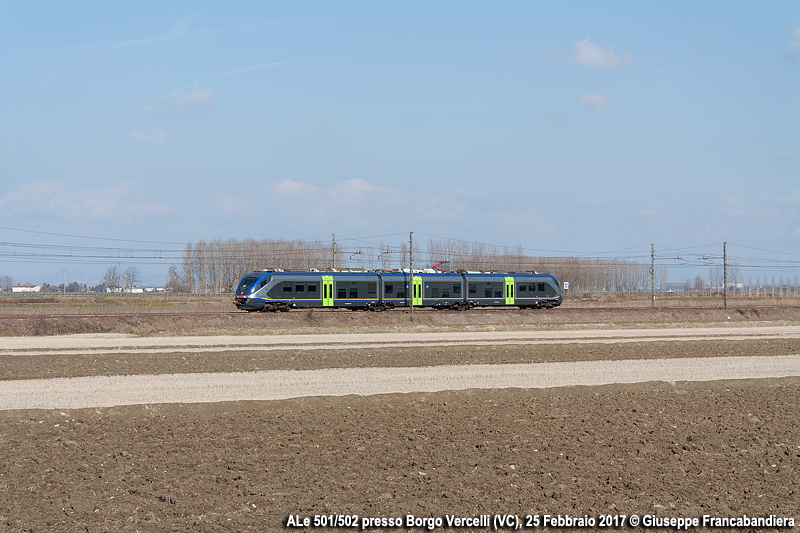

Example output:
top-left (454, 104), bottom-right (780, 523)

top-left (1, 226), bottom-right (798, 289)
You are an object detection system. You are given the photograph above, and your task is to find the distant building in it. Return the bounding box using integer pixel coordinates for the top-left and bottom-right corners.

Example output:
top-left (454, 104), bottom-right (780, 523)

top-left (12, 285), bottom-right (42, 293)
top-left (662, 282), bottom-right (690, 293)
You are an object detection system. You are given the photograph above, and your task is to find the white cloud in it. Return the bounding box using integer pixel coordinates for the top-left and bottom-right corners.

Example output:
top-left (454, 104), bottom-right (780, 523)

top-left (212, 193), bottom-right (238, 216)
top-left (130, 131), bottom-right (169, 146)
top-left (763, 189), bottom-right (800, 206)
top-left (210, 178), bottom-right (567, 245)
top-left (258, 178), bottom-right (472, 229)
top-left (138, 84), bottom-right (215, 113)
top-left (579, 93), bottom-right (616, 111)
top-left (574, 38), bottom-right (633, 68)
top-left (792, 25), bottom-right (800, 49)
top-left (0, 180), bottom-right (171, 221)
top-left (775, 149), bottom-right (800, 158)
top-left (257, 179), bottom-right (407, 231)
top-left (267, 179), bottom-right (397, 217)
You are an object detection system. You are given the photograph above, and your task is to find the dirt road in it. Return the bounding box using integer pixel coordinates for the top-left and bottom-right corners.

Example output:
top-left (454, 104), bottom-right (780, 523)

top-left (2, 326), bottom-right (799, 410)
top-left (4, 324), bottom-right (800, 354)
top-left (2, 355), bottom-right (799, 410)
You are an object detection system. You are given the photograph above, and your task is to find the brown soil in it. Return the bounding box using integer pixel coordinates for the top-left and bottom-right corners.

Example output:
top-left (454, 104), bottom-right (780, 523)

top-left (1, 308), bottom-right (799, 532)
top-left (1, 380), bottom-right (798, 532)
top-left (1, 305), bottom-right (800, 338)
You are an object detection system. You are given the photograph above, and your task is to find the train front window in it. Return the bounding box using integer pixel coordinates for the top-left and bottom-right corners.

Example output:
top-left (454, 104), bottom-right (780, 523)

top-left (236, 276), bottom-right (260, 296)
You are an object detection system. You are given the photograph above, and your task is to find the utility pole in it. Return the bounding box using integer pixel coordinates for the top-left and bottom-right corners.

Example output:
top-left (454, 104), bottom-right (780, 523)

top-left (331, 234), bottom-right (336, 269)
top-left (723, 241), bottom-right (728, 310)
top-left (409, 231), bottom-right (414, 319)
top-left (651, 244), bottom-right (655, 306)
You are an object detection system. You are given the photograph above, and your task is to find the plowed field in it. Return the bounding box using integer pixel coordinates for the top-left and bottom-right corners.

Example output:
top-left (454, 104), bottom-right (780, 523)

top-left (1, 308), bottom-right (799, 532)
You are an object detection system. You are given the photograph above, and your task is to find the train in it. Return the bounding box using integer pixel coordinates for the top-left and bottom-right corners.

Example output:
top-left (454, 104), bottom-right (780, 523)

top-left (234, 269), bottom-right (562, 312)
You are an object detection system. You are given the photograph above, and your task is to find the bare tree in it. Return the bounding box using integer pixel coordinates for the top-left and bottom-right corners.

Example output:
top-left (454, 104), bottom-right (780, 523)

top-left (165, 265), bottom-right (191, 293)
top-left (122, 266), bottom-right (142, 290)
top-left (694, 276), bottom-right (705, 293)
top-left (102, 266), bottom-right (121, 292)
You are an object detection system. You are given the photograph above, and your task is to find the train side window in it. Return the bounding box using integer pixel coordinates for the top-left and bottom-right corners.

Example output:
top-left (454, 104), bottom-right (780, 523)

top-left (494, 289), bottom-right (502, 298)
top-left (337, 287), bottom-right (346, 298)
top-left (295, 283), bottom-right (305, 293)
top-left (442, 289), bottom-right (449, 298)
top-left (396, 288), bottom-right (406, 298)
top-left (484, 288), bottom-right (492, 297)
top-left (453, 284), bottom-right (461, 294)
top-left (432, 287), bottom-right (440, 298)
top-left (283, 281), bottom-right (292, 293)
top-left (538, 283), bottom-right (545, 292)
top-left (367, 283), bottom-right (376, 295)
top-left (307, 283), bottom-right (317, 293)
top-left (518, 284), bottom-right (526, 293)
top-left (469, 284), bottom-right (477, 295)
top-left (529, 284), bottom-right (537, 293)
top-left (349, 287), bottom-right (358, 298)
top-left (384, 283), bottom-right (394, 294)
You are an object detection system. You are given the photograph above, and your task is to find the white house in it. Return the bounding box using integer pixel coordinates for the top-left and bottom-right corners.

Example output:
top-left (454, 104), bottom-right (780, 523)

top-left (12, 285), bottom-right (42, 293)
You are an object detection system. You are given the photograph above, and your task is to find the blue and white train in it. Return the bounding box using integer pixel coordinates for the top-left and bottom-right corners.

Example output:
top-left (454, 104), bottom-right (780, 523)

top-left (234, 269), bottom-right (562, 312)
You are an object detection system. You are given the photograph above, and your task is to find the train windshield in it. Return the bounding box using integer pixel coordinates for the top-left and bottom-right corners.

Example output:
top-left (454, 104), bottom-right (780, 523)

top-left (236, 275), bottom-right (261, 296)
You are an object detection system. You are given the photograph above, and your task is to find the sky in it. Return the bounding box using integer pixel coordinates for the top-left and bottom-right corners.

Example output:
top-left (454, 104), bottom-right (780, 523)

top-left (1, 1), bottom-right (799, 286)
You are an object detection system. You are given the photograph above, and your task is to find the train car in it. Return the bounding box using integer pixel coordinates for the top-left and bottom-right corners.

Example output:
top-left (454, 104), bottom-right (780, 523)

top-left (508, 273), bottom-right (562, 309)
top-left (416, 272), bottom-right (468, 309)
top-left (378, 271), bottom-right (411, 309)
top-left (234, 269), bottom-right (562, 311)
top-left (234, 270), bottom-right (380, 311)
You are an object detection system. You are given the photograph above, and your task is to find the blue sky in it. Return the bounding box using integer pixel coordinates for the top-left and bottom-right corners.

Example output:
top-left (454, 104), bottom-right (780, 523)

top-left (1, 1), bottom-right (799, 286)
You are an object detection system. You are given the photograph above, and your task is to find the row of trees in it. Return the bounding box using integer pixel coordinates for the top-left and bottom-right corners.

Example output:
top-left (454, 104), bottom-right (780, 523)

top-left (165, 239), bottom-right (331, 293)
top-left (163, 238), bottom-right (670, 294)
top-left (1, 239), bottom-right (796, 296)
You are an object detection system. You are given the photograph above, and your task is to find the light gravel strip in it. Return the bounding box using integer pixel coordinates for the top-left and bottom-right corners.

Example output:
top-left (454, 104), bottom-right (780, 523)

top-left (4, 334), bottom-right (800, 357)
top-left (2, 325), bottom-right (800, 356)
top-left (2, 355), bottom-right (798, 410)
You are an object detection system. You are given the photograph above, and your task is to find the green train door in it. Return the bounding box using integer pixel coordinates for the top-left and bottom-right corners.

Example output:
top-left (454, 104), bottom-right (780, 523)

top-left (412, 277), bottom-right (423, 306)
top-left (505, 277), bottom-right (515, 305)
top-left (322, 276), bottom-right (334, 307)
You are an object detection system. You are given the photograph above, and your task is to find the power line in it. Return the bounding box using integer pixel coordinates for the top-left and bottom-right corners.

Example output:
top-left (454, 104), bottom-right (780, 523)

top-left (0, 225), bottom-right (187, 245)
